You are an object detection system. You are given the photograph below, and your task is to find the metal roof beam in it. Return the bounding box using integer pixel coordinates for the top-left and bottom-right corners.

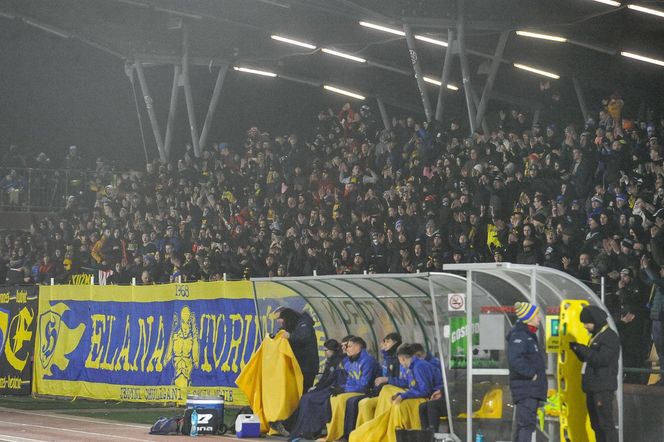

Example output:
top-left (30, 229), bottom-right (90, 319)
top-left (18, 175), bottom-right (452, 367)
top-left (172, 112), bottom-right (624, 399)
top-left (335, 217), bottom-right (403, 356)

top-left (132, 53), bottom-right (228, 67)
top-left (403, 16), bottom-right (515, 32)
top-left (0, 9), bottom-right (127, 60)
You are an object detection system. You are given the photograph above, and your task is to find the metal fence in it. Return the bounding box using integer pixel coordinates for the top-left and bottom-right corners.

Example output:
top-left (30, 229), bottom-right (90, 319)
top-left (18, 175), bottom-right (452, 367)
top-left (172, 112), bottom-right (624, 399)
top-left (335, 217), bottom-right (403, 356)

top-left (0, 167), bottom-right (117, 212)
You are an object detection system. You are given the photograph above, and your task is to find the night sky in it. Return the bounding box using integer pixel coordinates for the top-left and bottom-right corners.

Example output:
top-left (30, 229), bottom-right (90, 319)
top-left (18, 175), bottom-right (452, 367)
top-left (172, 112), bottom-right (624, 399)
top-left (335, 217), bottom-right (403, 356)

top-left (0, 20), bottom-right (343, 169)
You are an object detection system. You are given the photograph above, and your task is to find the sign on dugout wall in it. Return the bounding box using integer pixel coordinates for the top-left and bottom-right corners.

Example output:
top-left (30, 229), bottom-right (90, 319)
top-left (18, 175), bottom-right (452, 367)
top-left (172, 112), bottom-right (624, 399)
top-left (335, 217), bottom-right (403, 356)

top-left (0, 286), bottom-right (39, 395)
top-left (33, 281), bottom-right (324, 405)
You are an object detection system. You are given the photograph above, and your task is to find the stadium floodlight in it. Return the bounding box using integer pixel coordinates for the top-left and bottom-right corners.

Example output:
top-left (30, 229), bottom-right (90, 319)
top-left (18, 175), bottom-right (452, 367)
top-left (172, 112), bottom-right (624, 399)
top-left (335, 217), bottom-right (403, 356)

top-left (271, 35), bottom-right (317, 50)
top-left (513, 63), bottom-right (560, 79)
top-left (620, 51), bottom-right (664, 67)
top-left (423, 77), bottom-right (459, 91)
top-left (628, 4), bottom-right (664, 19)
top-left (414, 34), bottom-right (448, 47)
top-left (323, 84), bottom-right (366, 100)
top-left (233, 66), bottom-right (278, 77)
top-left (23, 19), bottom-right (70, 38)
top-left (321, 48), bottom-right (366, 63)
top-left (516, 30), bottom-right (567, 43)
top-left (359, 21), bottom-right (405, 36)
top-left (589, 0), bottom-right (621, 6)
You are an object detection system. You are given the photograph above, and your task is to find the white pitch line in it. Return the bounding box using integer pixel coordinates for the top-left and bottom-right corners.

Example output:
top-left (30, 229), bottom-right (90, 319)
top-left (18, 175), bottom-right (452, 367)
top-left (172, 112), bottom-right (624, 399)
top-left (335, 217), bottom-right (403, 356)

top-left (0, 434), bottom-right (47, 442)
top-left (0, 408), bottom-right (148, 429)
top-left (0, 420), bottom-right (152, 442)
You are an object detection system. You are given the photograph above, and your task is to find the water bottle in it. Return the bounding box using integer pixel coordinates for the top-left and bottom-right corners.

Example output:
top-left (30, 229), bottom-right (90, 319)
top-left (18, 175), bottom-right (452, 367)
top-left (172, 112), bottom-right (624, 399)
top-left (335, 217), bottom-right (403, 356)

top-left (190, 409), bottom-right (199, 437)
top-left (475, 429), bottom-right (484, 442)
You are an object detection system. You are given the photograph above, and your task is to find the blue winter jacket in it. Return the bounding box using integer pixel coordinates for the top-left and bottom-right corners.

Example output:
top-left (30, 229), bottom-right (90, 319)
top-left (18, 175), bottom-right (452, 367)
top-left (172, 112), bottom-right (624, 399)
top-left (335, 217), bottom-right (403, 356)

top-left (398, 357), bottom-right (439, 400)
top-left (388, 365), bottom-right (408, 388)
top-left (506, 321), bottom-right (547, 402)
top-left (425, 357), bottom-right (444, 391)
top-left (344, 349), bottom-right (379, 393)
top-left (380, 348), bottom-right (400, 378)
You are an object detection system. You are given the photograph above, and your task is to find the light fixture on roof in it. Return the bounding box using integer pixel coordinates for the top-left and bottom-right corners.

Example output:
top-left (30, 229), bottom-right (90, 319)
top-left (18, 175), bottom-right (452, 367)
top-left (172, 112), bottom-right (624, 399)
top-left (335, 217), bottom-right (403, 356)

top-left (414, 34), bottom-right (448, 47)
top-left (233, 66), bottom-right (278, 77)
top-left (23, 18), bottom-right (71, 38)
top-left (516, 30), bottom-right (567, 43)
top-left (423, 76), bottom-right (459, 90)
top-left (621, 51), bottom-right (664, 67)
top-left (271, 35), bottom-right (317, 50)
top-left (589, 0), bottom-right (621, 6)
top-left (513, 63), bottom-right (560, 79)
top-left (628, 4), bottom-right (664, 19)
top-left (323, 84), bottom-right (366, 100)
top-left (321, 48), bottom-right (366, 63)
top-left (359, 21), bottom-right (405, 36)
top-left (357, 21), bottom-right (447, 47)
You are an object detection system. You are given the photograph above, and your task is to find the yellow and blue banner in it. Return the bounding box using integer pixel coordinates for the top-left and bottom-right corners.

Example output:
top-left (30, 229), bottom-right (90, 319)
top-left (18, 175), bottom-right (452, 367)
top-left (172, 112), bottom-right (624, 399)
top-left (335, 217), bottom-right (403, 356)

top-left (0, 286), bottom-right (39, 395)
top-left (33, 281), bottom-right (319, 405)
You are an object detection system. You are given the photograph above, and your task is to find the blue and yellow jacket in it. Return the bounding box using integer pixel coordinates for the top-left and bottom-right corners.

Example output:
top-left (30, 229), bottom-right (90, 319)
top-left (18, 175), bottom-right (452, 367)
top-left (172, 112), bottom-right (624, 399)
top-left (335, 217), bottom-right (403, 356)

top-left (343, 349), bottom-right (379, 393)
top-left (398, 357), bottom-right (439, 400)
top-left (388, 365), bottom-right (408, 388)
top-left (380, 348), bottom-right (400, 378)
top-left (424, 354), bottom-right (443, 391)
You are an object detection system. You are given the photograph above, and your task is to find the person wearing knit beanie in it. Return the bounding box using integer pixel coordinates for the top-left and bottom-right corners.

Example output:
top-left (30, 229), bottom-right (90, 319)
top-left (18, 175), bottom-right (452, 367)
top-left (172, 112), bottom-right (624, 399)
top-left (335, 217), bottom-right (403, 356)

top-left (515, 301), bottom-right (541, 326)
top-left (507, 301), bottom-right (547, 441)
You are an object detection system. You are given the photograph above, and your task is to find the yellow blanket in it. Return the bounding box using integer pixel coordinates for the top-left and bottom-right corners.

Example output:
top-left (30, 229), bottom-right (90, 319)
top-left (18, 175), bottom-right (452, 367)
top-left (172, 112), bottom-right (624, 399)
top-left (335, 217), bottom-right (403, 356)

top-left (356, 385), bottom-right (406, 427)
top-left (236, 330), bottom-right (303, 433)
top-left (326, 392), bottom-right (363, 441)
top-left (356, 397), bottom-right (378, 428)
top-left (349, 396), bottom-right (426, 442)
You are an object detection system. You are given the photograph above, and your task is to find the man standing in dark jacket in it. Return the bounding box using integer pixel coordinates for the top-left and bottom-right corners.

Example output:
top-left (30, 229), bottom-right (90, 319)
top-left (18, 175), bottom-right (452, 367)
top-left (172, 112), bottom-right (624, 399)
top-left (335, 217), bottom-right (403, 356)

top-left (507, 302), bottom-right (547, 442)
top-left (276, 307), bottom-right (319, 391)
top-left (271, 307), bottom-right (320, 437)
top-left (570, 306), bottom-right (620, 442)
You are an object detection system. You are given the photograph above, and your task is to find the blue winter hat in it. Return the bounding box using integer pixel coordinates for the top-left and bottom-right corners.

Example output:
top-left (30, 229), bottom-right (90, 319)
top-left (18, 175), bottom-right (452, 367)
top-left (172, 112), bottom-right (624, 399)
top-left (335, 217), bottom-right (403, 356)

top-left (515, 302), bottom-right (540, 323)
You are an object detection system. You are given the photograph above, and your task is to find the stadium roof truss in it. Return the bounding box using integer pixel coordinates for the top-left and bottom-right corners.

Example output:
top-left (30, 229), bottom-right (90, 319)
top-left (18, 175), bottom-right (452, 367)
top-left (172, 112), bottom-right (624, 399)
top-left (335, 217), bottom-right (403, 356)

top-left (1, 0), bottom-right (663, 161)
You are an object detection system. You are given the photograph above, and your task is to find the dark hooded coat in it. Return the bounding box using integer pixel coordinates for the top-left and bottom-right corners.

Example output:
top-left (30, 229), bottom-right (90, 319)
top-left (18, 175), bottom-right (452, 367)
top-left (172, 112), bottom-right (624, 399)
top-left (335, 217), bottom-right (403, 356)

top-left (570, 306), bottom-right (620, 393)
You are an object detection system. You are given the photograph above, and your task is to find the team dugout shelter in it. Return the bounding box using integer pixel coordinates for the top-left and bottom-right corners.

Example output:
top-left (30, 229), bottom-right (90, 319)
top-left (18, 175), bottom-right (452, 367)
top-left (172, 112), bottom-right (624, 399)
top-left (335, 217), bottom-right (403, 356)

top-left (254, 263), bottom-right (622, 442)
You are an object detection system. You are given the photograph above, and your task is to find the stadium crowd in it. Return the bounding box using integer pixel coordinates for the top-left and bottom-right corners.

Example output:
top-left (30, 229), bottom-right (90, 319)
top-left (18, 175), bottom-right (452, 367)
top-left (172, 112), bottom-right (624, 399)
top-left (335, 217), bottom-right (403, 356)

top-left (1, 87), bottom-right (664, 381)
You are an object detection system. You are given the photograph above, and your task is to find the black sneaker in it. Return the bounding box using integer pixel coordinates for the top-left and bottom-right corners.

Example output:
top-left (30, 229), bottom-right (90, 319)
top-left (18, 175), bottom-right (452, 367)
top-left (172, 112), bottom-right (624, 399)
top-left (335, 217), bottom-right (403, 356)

top-left (271, 421), bottom-right (290, 437)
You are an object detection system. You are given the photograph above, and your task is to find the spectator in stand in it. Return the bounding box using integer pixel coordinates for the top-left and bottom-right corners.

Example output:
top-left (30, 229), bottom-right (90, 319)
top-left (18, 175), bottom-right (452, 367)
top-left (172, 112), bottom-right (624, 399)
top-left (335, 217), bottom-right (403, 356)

top-left (0, 169), bottom-right (26, 207)
top-left (1, 94), bottom-right (664, 383)
top-left (616, 268), bottom-right (649, 383)
top-left (641, 255), bottom-right (664, 385)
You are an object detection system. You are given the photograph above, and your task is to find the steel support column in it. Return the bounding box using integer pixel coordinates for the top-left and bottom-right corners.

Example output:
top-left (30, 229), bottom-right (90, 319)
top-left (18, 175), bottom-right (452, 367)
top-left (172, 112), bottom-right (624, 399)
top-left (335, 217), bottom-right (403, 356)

top-left (572, 77), bottom-right (590, 123)
top-left (470, 83), bottom-right (489, 134)
top-left (532, 107), bottom-right (541, 127)
top-left (164, 64), bottom-right (181, 161)
top-left (475, 31), bottom-right (509, 130)
top-left (403, 24), bottom-right (433, 122)
top-left (435, 29), bottom-right (455, 123)
top-left (199, 64), bottom-right (228, 151)
top-left (457, 0), bottom-right (477, 134)
top-left (181, 24), bottom-right (201, 157)
top-left (376, 96), bottom-right (392, 131)
top-left (134, 62), bottom-right (166, 162)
